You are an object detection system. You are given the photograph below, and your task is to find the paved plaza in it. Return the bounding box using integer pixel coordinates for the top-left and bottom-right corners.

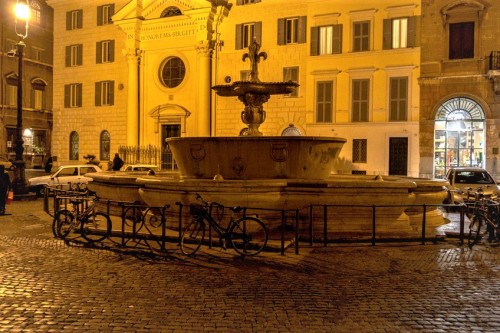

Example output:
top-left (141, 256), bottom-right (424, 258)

top-left (0, 198), bottom-right (498, 332)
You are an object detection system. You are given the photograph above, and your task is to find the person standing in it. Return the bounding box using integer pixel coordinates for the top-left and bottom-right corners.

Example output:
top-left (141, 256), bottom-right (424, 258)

top-left (112, 153), bottom-right (124, 171)
top-left (0, 165), bottom-right (12, 215)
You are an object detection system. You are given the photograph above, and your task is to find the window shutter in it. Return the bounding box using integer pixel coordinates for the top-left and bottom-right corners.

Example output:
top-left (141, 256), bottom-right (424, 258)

top-left (383, 19), bottom-right (392, 50)
top-left (30, 89), bottom-right (35, 108)
top-left (109, 40), bottom-right (115, 62)
top-left (235, 24), bottom-right (243, 50)
top-left (77, 84), bottom-right (82, 107)
top-left (109, 4), bottom-right (115, 22)
top-left (297, 16), bottom-right (307, 43)
top-left (77, 44), bottom-right (83, 65)
top-left (277, 18), bottom-right (285, 45)
top-left (310, 27), bottom-right (319, 56)
top-left (333, 24), bottom-right (343, 54)
top-left (407, 16), bottom-right (417, 47)
top-left (65, 46), bottom-right (71, 66)
top-left (96, 41), bottom-right (102, 64)
top-left (236, 0), bottom-right (243, 5)
top-left (66, 11), bottom-right (71, 30)
top-left (254, 21), bottom-right (262, 45)
top-left (64, 85), bottom-right (70, 108)
top-left (77, 10), bottom-right (83, 29)
top-left (109, 81), bottom-right (115, 105)
top-left (97, 6), bottom-right (103, 26)
top-left (95, 82), bottom-right (101, 106)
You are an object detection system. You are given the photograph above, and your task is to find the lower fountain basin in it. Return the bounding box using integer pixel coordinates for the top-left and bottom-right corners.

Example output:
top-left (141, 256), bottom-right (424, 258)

top-left (166, 136), bottom-right (346, 180)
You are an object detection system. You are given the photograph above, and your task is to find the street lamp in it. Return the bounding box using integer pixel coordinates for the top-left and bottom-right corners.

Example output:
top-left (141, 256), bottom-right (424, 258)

top-left (12, 0), bottom-right (30, 196)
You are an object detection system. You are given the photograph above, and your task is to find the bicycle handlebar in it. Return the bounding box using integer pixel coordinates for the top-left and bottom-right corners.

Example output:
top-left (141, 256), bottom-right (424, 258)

top-left (194, 193), bottom-right (241, 213)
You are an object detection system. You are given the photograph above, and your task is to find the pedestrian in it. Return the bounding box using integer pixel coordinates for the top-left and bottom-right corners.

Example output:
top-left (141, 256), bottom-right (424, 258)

top-left (111, 153), bottom-right (124, 171)
top-left (44, 156), bottom-right (53, 173)
top-left (0, 165), bottom-right (12, 215)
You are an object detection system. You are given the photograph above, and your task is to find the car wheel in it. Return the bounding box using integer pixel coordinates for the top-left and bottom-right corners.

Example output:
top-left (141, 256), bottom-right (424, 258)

top-left (36, 186), bottom-right (46, 197)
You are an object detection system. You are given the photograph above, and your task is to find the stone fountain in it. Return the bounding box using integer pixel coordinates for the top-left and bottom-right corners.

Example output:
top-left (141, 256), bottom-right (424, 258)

top-left (88, 40), bottom-right (449, 238)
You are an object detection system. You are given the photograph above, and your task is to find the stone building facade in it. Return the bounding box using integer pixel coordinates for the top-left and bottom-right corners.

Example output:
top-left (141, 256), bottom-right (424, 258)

top-left (47, 0), bottom-right (422, 176)
top-left (419, 0), bottom-right (500, 179)
top-left (0, 0), bottom-right (53, 168)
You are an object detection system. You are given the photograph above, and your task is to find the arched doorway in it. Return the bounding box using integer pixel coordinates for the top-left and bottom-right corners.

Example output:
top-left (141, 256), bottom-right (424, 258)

top-left (434, 97), bottom-right (485, 178)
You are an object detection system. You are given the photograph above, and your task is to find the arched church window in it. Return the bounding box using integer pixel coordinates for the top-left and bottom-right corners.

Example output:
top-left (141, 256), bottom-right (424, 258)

top-left (100, 130), bottom-right (111, 161)
top-left (160, 6), bottom-right (182, 18)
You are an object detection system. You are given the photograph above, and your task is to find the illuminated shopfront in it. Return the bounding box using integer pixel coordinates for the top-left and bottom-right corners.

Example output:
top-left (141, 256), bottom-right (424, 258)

top-left (434, 97), bottom-right (485, 178)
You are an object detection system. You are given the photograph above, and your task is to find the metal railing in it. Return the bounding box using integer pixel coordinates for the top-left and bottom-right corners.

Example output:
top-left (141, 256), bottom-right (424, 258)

top-left (44, 190), bottom-right (465, 256)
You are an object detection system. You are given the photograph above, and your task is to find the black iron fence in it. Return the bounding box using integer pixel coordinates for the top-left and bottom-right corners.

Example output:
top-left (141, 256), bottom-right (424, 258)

top-left (44, 187), bottom-right (465, 256)
top-left (118, 145), bottom-right (177, 170)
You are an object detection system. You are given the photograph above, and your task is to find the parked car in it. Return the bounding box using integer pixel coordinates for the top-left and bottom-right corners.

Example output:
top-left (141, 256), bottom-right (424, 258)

top-left (0, 157), bottom-right (14, 171)
top-left (121, 164), bottom-right (160, 172)
top-left (444, 167), bottom-right (500, 204)
top-left (28, 164), bottom-right (102, 196)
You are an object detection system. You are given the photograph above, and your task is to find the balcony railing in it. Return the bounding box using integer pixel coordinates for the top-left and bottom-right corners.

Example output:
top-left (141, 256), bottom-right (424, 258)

top-left (489, 51), bottom-right (500, 70)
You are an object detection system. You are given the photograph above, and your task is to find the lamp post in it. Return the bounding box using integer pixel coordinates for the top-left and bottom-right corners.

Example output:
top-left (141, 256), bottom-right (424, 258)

top-left (12, 0), bottom-right (30, 196)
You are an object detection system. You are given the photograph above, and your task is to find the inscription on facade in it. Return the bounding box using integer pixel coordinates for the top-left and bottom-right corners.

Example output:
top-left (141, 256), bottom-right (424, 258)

top-left (128, 25), bottom-right (205, 40)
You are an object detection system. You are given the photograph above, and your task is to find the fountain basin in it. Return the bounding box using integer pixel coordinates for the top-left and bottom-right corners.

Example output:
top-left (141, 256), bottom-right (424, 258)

top-left (166, 136), bottom-right (346, 180)
top-left (212, 81), bottom-right (298, 96)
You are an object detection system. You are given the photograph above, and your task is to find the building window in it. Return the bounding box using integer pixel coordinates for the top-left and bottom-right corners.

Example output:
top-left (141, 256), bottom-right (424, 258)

top-left (353, 139), bottom-right (367, 163)
top-left (159, 57), bottom-right (186, 88)
top-left (30, 1), bottom-right (41, 25)
top-left (96, 40), bottom-right (115, 63)
top-left (352, 79), bottom-right (369, 122)
top-left (383, 17), bottom-right (418, 50)
top-left (97, 4), bottom-right (115, 26)
top-left (240, 70), bottom-right (251, 81)
top-left (100, 131), bottom-right (111, 161)
top-left (311, 25), bottom-right (343, 55)
top-left (95, 81), bottom-right (114, 106)
top-left (6, 84), bottom-right (17, 107)
top-left (316, 81), bottom-right (333, 123)
top-left (278, 17), bottom-right (307, 45)
top-left (32, 47), bottom-right (43, 62)
top-left (31, 78), bottom-right (46, 110)
top-left (449, 22), bottom-right (474, 60)
top-left (69, 131), bottom-right (79, 160)
top-left (389, 77), bottom-right (408, 121)
top-left (236, 22), bottom-right (262, 49)
top-left (66, 10), bottom-right (83, 30)
top-left (353, 21), bottom-right (370, 52)
top-left (65, 44), bottom-right (82, 67)
top-left (160, 6), bottom-right (182, 17)
top-left (64, 83), bottom-right (82, 108)
top-left (236, 0), bottom-right (261, 4)
top-left (283, 67), bottom-right (299, 97)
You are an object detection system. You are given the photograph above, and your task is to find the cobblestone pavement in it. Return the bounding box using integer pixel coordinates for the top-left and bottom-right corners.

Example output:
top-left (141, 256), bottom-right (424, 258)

top-left (0, 199), bottom-right (499, 332)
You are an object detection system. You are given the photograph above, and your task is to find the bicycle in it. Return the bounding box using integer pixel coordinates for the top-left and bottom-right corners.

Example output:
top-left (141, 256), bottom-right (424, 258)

top-left (466, 188), bottom-right (500, 248)
top-left (54, 197), bottom-right (112, 243)
top-left (180, 193), bottom-right (268, 256)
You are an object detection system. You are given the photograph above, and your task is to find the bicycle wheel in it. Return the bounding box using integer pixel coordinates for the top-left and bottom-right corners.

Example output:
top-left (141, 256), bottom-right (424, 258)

top-left (180, 218), bottom-right (205, 256)
top-left (229, 217), bottom-right (268, 256)
top-left (80, 212), bottom-right (112, 243)
top-left (55, 210), bottom-right (75, 239)
top-left (468, 215), bottom-right (485, 248)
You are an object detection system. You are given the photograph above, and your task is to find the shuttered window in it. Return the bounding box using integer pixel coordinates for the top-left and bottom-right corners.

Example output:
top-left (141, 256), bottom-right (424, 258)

top-left (278, 16), bottom-right (307, 45)
top-left (449, 22), bottom-right (474, 59)
top-left (316, 81), bottom-right (333, 123)
top-left (95, 81), bottom-right (114, 106)
top-left (352, 79), bottom-right (369, 122)
top-left (353, 21), bottom-right (370, 52)
top-left (311, 25), bottom-right (343, 55)
top-left (383, 17), bottom-right (418, 50)
top-left (96, 40), bottom-right (115, 63)
top-left (235, 22), bottom-right (262, 49)
top-left (65, 44), bottom-right (82, 67)
top-left (66, 10), bottom-right (83, 30)
top-left (389, 77), bottom-right (408, 121)
top-left (64, 83), bottom-right (82, 108)
top-left (97, 4), bottom-right (114, 26)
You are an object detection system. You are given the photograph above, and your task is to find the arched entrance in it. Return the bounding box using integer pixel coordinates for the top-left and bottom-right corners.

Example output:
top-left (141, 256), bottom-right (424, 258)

top-left (434, 97), bottom-right (485, 178)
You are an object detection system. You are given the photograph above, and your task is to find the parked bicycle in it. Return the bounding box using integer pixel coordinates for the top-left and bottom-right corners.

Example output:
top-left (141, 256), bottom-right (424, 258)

top-left (466, 188), bottom-right (500, 248)
top-left (53, 197), bottom-right (112, 242)
top-left (180, 193), bottom-right (268, 256)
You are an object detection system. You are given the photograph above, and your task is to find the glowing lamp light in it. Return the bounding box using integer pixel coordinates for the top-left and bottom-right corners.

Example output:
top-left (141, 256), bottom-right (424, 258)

top-left (14, 2), bottom-right (30, 21)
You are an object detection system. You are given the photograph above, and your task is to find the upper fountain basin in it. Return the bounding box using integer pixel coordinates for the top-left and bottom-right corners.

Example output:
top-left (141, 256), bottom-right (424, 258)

top-left (166, 136), bottom-right (346, 180)
top-left (212, 81), bottom-right (299, 97)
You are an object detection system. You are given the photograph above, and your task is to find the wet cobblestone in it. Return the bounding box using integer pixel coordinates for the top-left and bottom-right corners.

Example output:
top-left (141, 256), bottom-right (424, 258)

top-left (0, 200), bottom-right (498, 332)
